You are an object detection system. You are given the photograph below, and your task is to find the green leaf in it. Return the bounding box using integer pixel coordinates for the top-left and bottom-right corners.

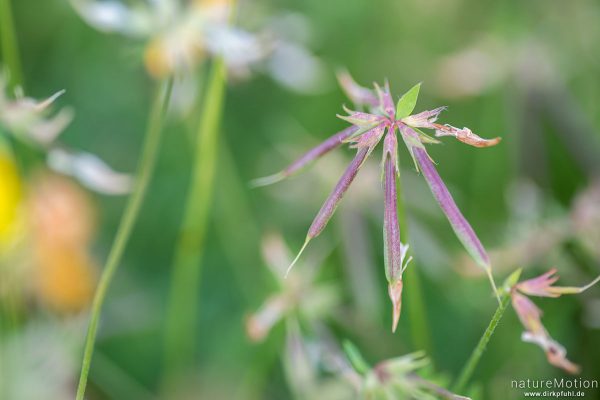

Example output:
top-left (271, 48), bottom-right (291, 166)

top-left (502, 268), bottom-right (523, 292)
top-left (395, 82), bottom-right (421, 119)
top-left (343, 340), bottom-right (371, 375)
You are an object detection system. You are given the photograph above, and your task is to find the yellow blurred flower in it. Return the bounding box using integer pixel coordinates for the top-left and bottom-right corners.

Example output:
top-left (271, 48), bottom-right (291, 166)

top-left (32, 245), bottom-right (97, 313)
top-left (28, 173), bottom-right (98, 312)
top-left (141, 0), bottom-right (238, 78)
top-left (143, 25), bottom-right (207, 78)
top-left (0, 146), bottom-right (23, 251)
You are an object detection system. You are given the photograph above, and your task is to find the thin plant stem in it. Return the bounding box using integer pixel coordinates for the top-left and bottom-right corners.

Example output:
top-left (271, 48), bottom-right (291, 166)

top-left (76, 77), bottom-right (174, 400)
top-left (163, 58), bottom-right (227, 379)
top-left (0, 0), bottom-right (23, 90)
top-left (453, 290), bottom-right (511, 393)
top-left (396, 166), bottom-right (432, 355)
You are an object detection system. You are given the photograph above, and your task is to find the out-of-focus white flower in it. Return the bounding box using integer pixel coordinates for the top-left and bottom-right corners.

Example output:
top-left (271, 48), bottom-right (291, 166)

top-left (280, 322), bottom-right (359, 400)
top-left (71, 0), bottom-right (178, 37)
top-left (433, 37), bottom-right (564, 99)
top-left (245, 233), bottom-right (340, 342)
top-left (0, 77), bottom-right (73, 146)
top-left (170, 73), bottom-right (201, 118)
top-left (71, 0), bottom-right (259, 78)
top-left (0, 74), bottom-right (131, 195)
top-left (47, 148), bottom-right (132, 195)
top-left (267, 41), bottom-right (329, 94)
top-left (204, 25), bottom-right (268, 78)
top-left (71, 1), bottom-right (329, 95)
top-left (264, 12), bottom-right (329, 94)
top-left (434, 39), bottom-right (508, 99)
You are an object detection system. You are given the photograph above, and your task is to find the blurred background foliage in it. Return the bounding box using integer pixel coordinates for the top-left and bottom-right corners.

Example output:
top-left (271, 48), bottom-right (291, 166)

top-left (1, 0), bottom-right (600, 399)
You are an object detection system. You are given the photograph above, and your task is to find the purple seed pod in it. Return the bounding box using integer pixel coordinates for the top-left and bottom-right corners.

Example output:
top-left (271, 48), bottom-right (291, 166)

top-left (285, 145), bottom-right (372, 277)
top-left (261, 77), bottom-right (503, 303)
top-left (382, 132), bottom-right (411, 331)
top-left (399, 124), bottom-right (491, 270)
top-left (336, 69), bottom-right (379, 108)
top-left (251, 126), bottom-right (358, 187)
top-left (407, 130), bottom-right (490, 270)
top-left (409, 137), bottom-right (500, 300)
top-left (383, 136), bottom-right (402, 283)
top-left (375, 81), bottom-right (396, 118)
top-left (383, 150), bottom-right (404, 333)
top-left (308, 146), bottom-right (371, 239)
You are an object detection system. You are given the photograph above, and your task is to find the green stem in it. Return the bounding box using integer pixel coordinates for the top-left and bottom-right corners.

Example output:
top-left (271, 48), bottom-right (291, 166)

top-left (453, 290), bottom-right (510, 393)
top-left (396, 167), bottom-right (432, 355)
top-left (0, 0), bottom-right (23, 90)
top-left (76, 77), bottom-right (173, 400)
top-left (0, 1), bottom-right (39, 176)
top-left (163, 58), bottom-right (227, 379)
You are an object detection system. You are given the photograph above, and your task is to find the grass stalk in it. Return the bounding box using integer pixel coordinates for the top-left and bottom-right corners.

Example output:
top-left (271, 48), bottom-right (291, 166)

top-left (163, 58), bottom-right (227, 378)
top-left (453, 290), bottom-right (510, 393)
top-left (0, 0), bottom-right (23, 90)
top-left (75, 77), bottom-right (174, 400)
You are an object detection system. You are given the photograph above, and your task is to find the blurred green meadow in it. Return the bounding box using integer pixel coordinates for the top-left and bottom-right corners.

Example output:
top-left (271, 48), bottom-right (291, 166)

top-left (1, 0), bottom-right (600, 399)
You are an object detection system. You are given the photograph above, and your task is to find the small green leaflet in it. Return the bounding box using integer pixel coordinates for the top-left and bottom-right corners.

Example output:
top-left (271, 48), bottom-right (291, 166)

top-left (343, 340), bottom-right (370, 375)
top-left (395, 82), bottom-right (421, 119)
top-left (503, 268), bottom-right (523, 292)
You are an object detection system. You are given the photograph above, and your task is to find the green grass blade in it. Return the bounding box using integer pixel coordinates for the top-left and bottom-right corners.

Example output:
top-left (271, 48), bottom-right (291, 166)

top-left (76, 77), bottom-right (173, 400)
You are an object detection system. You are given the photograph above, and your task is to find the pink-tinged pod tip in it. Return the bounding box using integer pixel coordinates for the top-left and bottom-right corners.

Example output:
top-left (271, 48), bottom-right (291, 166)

top-left (516, 269), bottom-right (561, 298)
top-left (388, 280), bottom-right (403, 333)
top-left (511, 291), bottom-right (544, 335)
top-left (509, 268), bottom-right (600, 373)
top-left (511, 289), bottom-right (582, 374)
top-left (251, 126), bottom-right (358, 188)
top-left (516, 268), bottom-right (600, 298)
